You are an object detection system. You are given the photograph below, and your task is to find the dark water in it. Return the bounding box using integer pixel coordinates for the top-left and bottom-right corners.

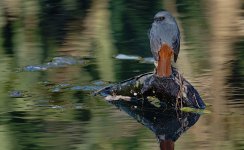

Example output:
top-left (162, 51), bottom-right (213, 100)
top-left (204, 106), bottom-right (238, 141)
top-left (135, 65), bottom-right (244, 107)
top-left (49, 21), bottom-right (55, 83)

top-left (0, 0), bottom-right (243, 150)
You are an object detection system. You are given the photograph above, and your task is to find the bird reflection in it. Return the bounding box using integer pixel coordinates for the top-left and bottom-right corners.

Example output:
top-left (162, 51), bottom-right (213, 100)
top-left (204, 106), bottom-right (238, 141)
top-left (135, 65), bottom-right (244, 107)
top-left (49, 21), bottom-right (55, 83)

top-left (110, 98), bottom-right (200, 150)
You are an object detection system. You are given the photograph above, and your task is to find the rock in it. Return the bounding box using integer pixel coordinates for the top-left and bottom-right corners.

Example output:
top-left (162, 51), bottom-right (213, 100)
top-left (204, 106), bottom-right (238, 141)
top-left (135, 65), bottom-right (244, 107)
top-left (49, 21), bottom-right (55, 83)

top-left (95, 68), bottom-right (206, 109)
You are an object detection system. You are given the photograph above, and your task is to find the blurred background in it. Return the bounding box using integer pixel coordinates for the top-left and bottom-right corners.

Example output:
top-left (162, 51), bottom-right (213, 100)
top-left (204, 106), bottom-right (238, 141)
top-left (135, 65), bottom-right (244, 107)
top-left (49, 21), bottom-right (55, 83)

top-left (0, 0), bottom-right (243, 150)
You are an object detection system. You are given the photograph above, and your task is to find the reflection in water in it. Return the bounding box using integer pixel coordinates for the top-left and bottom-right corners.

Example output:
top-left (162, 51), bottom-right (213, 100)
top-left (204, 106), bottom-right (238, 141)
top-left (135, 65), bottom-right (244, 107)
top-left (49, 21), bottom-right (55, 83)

top-left (5, 110), bottom-right (90, 150)
top-left (2, 7), bottom-right (14, 54)
top-left (110, 99), bottom-right (200, 149)
top-left (0, 0), bottom-right (243, 150)
top-left (227, 38), bottom-right (244, 107)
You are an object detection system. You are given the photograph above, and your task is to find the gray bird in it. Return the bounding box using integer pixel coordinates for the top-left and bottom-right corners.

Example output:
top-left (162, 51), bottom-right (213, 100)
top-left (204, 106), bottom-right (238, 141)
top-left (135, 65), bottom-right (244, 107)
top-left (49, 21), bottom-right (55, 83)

top-left (149, 11), bottom-right (180, 77)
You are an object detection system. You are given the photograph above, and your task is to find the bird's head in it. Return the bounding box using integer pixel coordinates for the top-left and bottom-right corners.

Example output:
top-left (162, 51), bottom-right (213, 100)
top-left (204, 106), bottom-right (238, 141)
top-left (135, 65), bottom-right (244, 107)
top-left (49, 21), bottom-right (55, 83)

top-left (153, 11), bottom-right (177, 26)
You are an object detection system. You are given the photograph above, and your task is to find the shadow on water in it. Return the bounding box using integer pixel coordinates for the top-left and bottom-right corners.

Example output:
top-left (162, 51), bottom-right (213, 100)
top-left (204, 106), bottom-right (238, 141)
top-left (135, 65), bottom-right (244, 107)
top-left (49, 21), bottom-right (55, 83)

top-left (110, 99), bottom-right (200, 150)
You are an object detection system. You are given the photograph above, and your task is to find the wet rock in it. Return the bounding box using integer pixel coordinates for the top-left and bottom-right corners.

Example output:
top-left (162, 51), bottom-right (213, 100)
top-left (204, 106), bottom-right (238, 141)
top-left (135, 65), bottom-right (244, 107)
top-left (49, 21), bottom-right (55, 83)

top-left (9, 90), bottom-right (28, 98)
top-left (95, 69), bottom-right (206, 109)
top-left (114, 54), bottom-right (141, 60)
top-left (23, 65), bottom-right (47, 71)
top-left (22, 56), bottom-right (84, 72)
top-left (139, 57), bottom-right (154, 64)
top-left (114, 54), bottom-right (155, 64)
top-left (70, 85), bottom-right (103, 92)
top-left (91, 80), bottom-right (108, 86)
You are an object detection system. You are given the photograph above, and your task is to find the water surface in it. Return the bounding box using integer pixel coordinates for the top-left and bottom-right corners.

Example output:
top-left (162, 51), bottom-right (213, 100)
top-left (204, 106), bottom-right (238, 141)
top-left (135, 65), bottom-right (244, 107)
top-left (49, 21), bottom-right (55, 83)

top-left (0, 0), bottom-right (243, 150)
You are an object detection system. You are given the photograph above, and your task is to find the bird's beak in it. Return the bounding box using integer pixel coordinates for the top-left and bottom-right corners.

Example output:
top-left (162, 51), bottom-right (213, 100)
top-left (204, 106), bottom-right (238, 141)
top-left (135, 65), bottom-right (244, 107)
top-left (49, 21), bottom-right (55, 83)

top-left (156, 44), bottom-right (173, 77)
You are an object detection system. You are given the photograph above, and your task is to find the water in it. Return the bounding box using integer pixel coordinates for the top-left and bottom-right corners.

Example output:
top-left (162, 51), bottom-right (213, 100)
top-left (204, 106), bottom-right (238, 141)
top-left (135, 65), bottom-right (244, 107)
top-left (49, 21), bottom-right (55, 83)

top-left (0, 0), bottom-right (243, 150)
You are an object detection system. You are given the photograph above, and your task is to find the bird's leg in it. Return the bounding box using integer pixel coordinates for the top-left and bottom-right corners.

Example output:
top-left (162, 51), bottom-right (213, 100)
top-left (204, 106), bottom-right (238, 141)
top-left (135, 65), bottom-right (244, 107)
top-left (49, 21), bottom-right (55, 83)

top-left (156, 44), bottom-right (173, 77)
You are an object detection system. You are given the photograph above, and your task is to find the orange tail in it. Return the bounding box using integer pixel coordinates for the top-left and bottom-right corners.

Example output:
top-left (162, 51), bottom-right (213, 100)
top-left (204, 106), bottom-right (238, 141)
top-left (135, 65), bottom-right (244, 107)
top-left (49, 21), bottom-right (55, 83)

top-left (160, 140), bottom-right (174, 150)
top-left (156, 44), bottom-right (173, 77)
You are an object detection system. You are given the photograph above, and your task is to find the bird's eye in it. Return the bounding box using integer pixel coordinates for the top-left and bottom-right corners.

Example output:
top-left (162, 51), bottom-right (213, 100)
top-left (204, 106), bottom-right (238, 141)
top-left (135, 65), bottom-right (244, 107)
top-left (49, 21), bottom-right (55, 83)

top-left (155, 16), bottom-right (165, 22)
top-left (159, 17), bottom-right (165, 21)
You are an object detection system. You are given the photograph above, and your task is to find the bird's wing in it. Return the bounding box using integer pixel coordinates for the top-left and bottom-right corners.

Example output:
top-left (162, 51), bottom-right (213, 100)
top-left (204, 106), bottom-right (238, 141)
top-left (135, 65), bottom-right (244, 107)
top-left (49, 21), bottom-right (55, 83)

top-left (172, 28), bottom-right (180, 62)
top-left (148, 27), bottom-right (161, 61)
